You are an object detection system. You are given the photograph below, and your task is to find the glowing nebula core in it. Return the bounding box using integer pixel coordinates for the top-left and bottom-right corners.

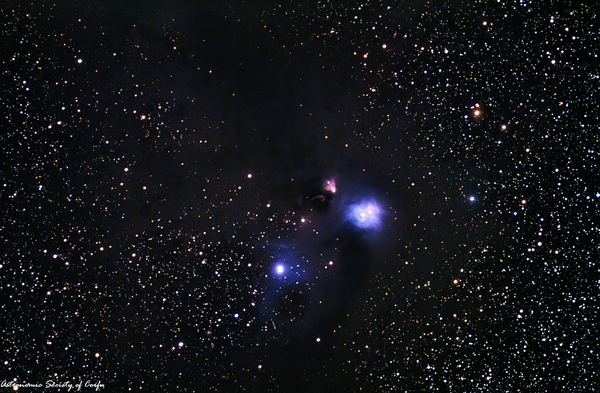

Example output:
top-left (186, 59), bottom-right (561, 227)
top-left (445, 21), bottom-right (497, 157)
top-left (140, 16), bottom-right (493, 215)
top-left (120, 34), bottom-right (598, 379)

top-left (347, 199), bottom-right (383, 230)
top-left (324, 179), bottom-right (337, 194)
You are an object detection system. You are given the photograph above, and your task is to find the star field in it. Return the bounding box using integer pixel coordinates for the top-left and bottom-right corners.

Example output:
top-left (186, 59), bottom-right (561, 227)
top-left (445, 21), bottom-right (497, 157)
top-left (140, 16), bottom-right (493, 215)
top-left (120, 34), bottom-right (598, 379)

top-left (1, 1), bottom-right (599, 392)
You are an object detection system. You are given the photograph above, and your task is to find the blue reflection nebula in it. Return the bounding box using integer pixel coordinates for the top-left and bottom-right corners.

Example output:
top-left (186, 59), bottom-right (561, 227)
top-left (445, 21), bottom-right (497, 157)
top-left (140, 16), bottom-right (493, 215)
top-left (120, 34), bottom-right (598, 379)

top-left (346, 199), bottom-right (383, 230)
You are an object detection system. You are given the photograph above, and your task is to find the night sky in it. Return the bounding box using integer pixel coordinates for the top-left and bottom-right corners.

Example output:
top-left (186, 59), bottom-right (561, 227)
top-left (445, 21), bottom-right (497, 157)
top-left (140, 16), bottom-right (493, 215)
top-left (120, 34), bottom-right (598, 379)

top-left (2, 0), bottom-right (599, 392)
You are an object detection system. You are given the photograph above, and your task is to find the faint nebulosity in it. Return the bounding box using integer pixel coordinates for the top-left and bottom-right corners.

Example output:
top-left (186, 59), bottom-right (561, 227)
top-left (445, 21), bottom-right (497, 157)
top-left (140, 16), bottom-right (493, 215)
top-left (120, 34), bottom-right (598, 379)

top-left (1, 0), bottom-right (599, 392)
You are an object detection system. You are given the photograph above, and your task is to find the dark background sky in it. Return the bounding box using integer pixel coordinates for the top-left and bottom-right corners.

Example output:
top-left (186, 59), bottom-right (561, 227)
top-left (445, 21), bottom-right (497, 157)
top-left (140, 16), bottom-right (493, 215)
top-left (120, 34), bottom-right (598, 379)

top-left (1, 0), bottom-right (599, 392)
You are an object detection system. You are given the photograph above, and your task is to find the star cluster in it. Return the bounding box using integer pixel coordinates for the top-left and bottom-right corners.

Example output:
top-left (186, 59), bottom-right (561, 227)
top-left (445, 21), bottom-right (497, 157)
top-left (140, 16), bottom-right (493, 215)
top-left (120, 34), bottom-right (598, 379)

top-left (1, 1), bottom-right (598, 392)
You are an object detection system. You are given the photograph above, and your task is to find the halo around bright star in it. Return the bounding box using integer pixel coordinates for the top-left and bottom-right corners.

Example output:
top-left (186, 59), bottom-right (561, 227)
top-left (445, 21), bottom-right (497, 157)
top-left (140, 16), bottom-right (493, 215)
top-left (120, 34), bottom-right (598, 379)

top-left (275, 264), bottom-right (285, 275)
top-left (347, 199), bottom-right (383, 230)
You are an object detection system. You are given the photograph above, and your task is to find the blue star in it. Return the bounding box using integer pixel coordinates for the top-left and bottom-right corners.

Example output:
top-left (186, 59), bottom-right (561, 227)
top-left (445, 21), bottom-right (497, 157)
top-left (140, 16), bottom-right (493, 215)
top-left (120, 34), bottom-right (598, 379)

top-left (275, 264), bottom-right (286, 275)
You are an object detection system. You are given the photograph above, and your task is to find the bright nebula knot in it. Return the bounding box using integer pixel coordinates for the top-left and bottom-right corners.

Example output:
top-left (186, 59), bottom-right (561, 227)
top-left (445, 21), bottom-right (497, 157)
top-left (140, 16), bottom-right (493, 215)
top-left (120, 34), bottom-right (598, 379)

top-left (347, 199), bottom-right (383, 230)
top-left (324, 179), bottom-right (337, 194)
